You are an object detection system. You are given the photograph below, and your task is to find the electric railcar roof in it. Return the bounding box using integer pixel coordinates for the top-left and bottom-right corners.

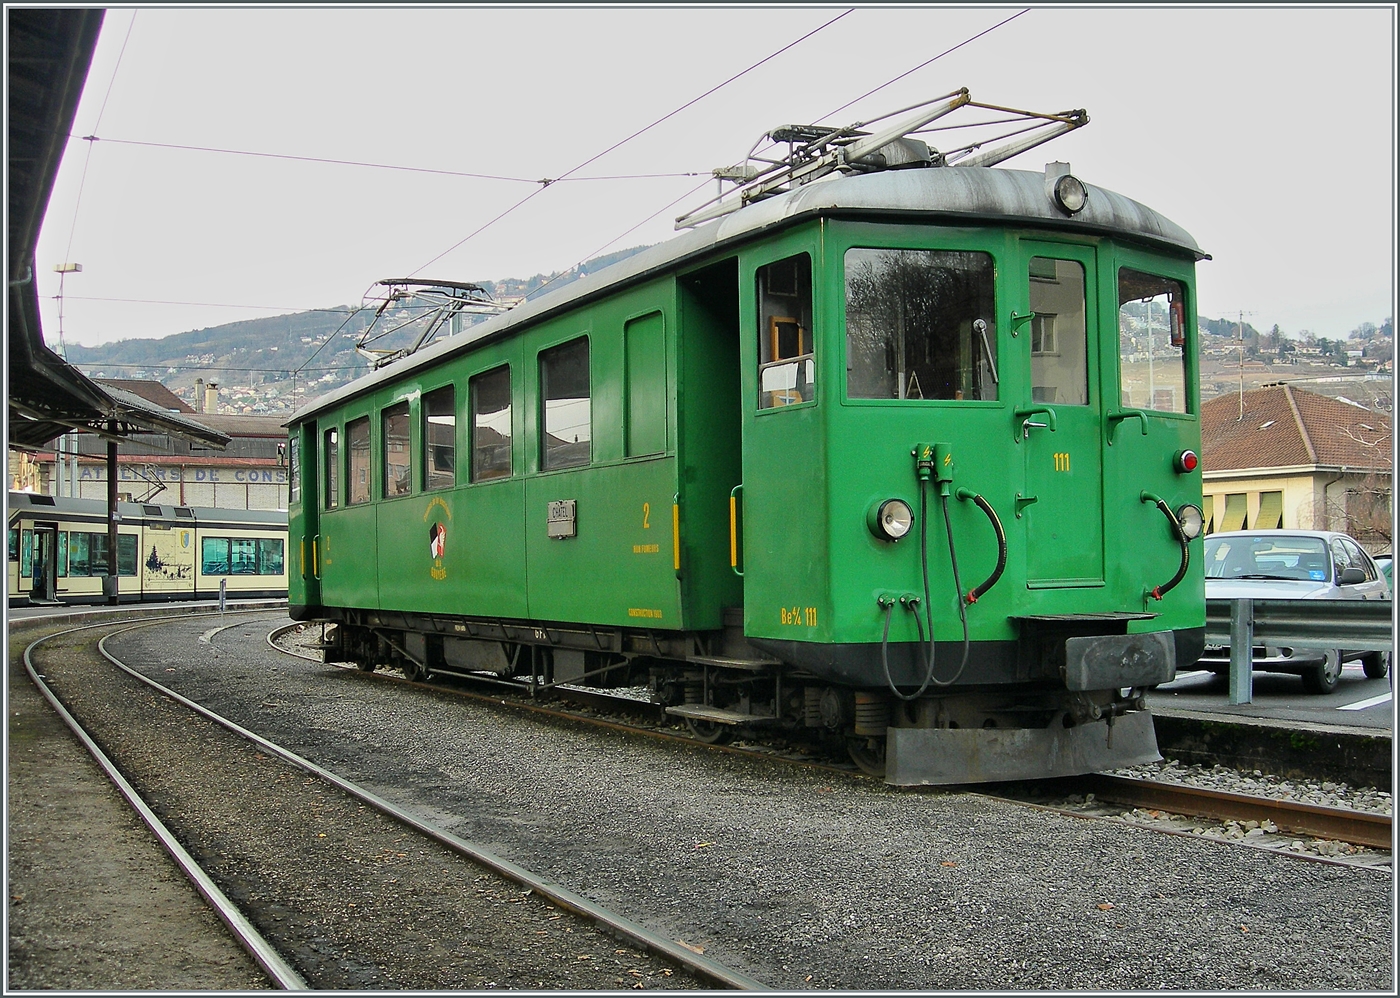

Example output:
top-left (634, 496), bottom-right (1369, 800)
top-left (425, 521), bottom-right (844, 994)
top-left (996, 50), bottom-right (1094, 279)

top-left (6, 491), bottom-right (287, 526)
top-left (290, 166), bottom-right (1205, 425)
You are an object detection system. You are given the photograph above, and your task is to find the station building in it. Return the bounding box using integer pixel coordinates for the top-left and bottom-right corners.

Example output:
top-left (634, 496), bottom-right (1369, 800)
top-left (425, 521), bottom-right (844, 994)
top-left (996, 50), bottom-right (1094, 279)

top-left (9, 379), bottom-right (288, 511)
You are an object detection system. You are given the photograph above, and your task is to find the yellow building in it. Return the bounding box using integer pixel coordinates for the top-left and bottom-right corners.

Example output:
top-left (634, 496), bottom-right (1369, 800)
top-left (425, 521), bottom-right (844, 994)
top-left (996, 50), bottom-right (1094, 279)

top-left (1201, 385), bottom-right (1391, 553)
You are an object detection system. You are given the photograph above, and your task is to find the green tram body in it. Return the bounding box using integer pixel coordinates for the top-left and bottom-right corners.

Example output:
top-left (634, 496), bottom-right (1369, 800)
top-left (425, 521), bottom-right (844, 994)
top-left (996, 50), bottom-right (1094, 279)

top-left (287, 165), bottom-right (1207, 783)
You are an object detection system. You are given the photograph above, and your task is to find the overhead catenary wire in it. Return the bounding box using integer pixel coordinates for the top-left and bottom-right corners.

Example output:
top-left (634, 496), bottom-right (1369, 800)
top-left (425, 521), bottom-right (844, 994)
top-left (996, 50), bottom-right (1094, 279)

top-left (73, 135), bottom-right (707, 185)
top-left (407, 7), bottom-right (855, 278)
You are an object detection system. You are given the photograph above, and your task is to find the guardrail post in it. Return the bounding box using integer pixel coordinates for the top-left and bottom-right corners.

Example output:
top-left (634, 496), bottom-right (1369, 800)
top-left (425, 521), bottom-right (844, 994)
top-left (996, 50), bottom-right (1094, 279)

top-left (1229, 598), bottom-right (1253, 705)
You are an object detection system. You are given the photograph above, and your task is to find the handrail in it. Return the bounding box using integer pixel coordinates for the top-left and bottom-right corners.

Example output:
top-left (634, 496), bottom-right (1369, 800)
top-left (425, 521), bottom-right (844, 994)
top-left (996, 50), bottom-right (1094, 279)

top-left (728, 485), bottom-right (743, 578)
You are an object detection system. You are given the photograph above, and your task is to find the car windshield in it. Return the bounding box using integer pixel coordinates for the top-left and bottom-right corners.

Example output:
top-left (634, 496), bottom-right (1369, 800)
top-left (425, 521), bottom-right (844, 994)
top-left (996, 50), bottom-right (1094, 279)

top-left (1203, 535), bottom-right (1332, 581)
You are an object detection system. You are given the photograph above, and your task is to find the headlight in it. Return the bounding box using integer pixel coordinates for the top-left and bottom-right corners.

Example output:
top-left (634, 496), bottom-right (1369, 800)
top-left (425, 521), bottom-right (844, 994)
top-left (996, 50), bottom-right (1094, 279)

top-left (1175, 503), bottom-right (1204, 540)
top-left (1053, 174), bottom-right (1088, 214)
top-left (868, 498), bottom-right (913, 541)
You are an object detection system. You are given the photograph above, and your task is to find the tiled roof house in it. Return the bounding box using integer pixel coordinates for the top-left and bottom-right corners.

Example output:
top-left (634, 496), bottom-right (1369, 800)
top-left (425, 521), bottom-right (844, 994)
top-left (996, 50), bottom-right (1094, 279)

top-left (1200, 385), bottom-right (1392, 551)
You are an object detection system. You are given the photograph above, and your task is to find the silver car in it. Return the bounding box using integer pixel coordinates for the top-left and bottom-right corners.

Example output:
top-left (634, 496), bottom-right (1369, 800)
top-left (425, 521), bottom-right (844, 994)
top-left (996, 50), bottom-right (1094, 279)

top-left (1198, 530), bottom-right (1391, 693)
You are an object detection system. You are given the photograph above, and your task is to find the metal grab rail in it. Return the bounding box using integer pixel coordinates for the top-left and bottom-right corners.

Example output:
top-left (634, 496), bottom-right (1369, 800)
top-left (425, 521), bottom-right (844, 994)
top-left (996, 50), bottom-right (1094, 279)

top-left (1202, 598), bottom-right (1393, 704)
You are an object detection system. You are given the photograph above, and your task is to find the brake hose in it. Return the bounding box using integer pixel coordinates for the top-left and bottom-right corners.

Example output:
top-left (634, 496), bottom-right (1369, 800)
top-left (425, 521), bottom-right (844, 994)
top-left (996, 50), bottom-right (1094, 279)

top-left (954, 488), bottom-right (1007, 603)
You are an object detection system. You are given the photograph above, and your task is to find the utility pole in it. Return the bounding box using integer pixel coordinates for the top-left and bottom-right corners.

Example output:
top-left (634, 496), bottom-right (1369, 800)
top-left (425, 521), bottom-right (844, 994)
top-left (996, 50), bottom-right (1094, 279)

top-left (1234, 309), bottom-right (1258, 420)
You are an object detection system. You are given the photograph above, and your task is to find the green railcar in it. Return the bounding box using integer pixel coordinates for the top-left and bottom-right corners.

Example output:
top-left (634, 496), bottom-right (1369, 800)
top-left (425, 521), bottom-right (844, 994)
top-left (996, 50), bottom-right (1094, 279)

top-left (287, 145), bottom-right (1206, 784)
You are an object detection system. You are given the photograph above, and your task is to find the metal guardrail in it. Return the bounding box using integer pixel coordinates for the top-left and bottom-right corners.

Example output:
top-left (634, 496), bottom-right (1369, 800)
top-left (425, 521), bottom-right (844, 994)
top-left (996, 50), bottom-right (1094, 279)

top-left (1202, 598), bottom-right (1394, 704)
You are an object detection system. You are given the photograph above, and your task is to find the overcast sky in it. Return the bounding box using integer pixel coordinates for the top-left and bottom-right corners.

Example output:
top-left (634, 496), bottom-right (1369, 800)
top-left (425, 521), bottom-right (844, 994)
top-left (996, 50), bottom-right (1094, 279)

top-left (34, 4), bottom-right (1396, 351)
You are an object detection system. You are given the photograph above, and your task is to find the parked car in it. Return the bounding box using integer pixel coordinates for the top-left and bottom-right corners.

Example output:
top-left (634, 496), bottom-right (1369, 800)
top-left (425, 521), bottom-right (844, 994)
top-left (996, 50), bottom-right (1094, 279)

top-left (1374, 555), bottom-right (1392, 588)
top-left (1197, 530), bottom-right (1391, 693)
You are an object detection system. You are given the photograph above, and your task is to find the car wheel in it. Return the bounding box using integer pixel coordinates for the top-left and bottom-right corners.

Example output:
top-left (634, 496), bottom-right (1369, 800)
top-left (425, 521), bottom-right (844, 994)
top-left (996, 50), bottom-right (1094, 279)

top-left (1361, 652), bottom-right (1390, 680)
top-left (1301, 649), bottom-right (1342, 694)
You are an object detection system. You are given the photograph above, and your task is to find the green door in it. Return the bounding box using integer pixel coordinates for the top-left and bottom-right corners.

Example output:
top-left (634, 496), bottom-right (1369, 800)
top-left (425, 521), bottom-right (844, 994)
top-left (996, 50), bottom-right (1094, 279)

top-left (1016, 241), bottom-right (1104, 587)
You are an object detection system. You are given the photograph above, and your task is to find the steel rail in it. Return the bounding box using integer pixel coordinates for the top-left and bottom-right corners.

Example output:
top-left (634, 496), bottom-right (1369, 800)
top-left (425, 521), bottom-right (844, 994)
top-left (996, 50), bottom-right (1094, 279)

top-left (21, 612), bottom-right (308, 990)
top-left (1077, 774), bottom-right (1392, 850)
top-left (109, 617), bottom-right (770, 991)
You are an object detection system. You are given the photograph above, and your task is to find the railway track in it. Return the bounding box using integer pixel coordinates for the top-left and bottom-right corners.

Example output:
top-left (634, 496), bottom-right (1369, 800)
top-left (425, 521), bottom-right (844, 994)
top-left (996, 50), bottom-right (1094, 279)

top-left (16, 612), bottom-right (765, 991)
top-left (271, 623), bottom-right (1393, 864)
top-left (13, 609), bottom-right (1392, 991)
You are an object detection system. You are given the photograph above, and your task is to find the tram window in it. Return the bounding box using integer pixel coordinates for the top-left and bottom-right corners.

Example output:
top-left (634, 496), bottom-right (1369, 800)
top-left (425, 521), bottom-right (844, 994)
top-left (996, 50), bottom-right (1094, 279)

top-left (1118, 269), bottom-right (1188, 414)
top-left (540, 339), bottom-right (591, 470)
top-left (8, 528), bottom-right (16, 562)
top-left (1029, 257), bottom-right (1088, 405)
top-left (57, 531), bottom-right (67, 576)
top-left (757, 254), bottom-right (814, 408)
top-left (845, 249), bottom-right (997, 401)
top-left (471, 366), bottom-right (513, 481)
top-left (117, 535), bottom-right (138, 576)
top-left (288, 434), bottom-right (300, 504)
top-left (423, 385), bottom-right (456, 490)
top-left (382, 402), bottom-right (412, 498)
top-left (347, 417), bottom-right (371, 505)
top-left (20, 529), bottom-right (32, 576)
top-left (324, 427), bottom-right (339, 509)
top-left (201, 536), bottom-right (285, 575)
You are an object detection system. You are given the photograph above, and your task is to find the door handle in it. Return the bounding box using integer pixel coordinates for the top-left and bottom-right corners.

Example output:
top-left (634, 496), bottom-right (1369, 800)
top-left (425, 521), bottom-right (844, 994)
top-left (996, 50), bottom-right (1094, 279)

top-left (311, 534), bottom-right (321, 580)
top-left (1014, 405), bottom-right (1057, 441)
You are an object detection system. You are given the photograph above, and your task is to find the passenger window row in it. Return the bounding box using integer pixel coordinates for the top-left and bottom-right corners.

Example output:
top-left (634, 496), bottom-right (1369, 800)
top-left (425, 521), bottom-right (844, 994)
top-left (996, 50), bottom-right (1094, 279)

top-left (318, 334), bottom-right (632, 511)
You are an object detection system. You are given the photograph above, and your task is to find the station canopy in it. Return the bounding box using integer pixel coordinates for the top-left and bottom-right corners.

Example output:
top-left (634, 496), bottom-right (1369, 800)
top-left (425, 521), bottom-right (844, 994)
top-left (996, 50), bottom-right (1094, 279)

top-left (6, 8), bottom-right (229, 452)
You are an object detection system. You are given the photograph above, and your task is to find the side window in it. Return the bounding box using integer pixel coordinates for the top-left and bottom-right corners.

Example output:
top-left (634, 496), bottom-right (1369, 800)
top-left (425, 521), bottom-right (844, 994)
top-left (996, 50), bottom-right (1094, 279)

top-left (259, 538), bottom-right (285, 575)
top-left (423, 385), bottom-right (456, 491)
top-left (382, 402), bottom-right (412, 498)
top-left (324, 427), bottom-right (339, 509)
top-left (625, 312), bottom-right (667, 456)
top-left (470, 366), bottom-right (512, 481)
top-left (1340, 538), bottom-right (1376, 581)
top-left (845, 249), bottom-right (997, 401)
top-left (1330, 538), bottom-right (1351, 582)
top-left (1118, 269), bottom-right (1188, 413)
top-left (57, 531), bottom-right (67, 577)
top-left (68, 532), bottom-right (88, 576)
top-left (757, 254), bottom-right (814, 408)
top-left (540, 339), bottom-right (591, 470)
top-left (1028, 257), bottom-right (1088, 405)
top-left (288, 433), bottom-right (300, 504)
top-left (8, 528), bottom-right (17, 562)
top-left (20, 529), bottom-right (32, 577)
top-left (117, 535), bottom-right (138, 576)
top-left (347, 416), bottom-right (371, 505)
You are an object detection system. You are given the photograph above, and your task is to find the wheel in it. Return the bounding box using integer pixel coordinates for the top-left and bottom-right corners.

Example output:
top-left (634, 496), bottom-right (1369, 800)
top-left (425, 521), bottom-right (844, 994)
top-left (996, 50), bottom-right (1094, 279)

top-left (354, 659), bottom-right (376, 673)
top-left (1361, 652), bottom-right (1390, 680)
top-left (685, 718), bottom-right (733, 744)
top-left (1300, 649), bottom-right (1342, 694)
top-left (846, 736), bottom-right (887, 778)
top-left (401, 657), bottom-right (429, 682)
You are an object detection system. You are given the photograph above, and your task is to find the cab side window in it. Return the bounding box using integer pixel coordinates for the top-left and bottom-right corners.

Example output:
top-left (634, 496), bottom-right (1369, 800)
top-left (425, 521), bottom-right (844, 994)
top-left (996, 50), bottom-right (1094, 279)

top-left (757, 254), bottom-right (813, 408)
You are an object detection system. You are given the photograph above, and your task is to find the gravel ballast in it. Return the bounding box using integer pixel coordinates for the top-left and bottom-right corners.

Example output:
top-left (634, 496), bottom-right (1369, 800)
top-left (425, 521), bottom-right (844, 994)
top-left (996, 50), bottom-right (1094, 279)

top-left (19, 610), bottom-right (1395, 990)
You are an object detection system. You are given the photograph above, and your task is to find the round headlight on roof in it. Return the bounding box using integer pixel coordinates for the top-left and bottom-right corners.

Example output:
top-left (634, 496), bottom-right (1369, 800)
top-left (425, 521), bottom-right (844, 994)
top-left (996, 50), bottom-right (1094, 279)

top-left (1053, 173), bottom-right (1088, 214)
top-left (868, 498), bottom-right (913, 541)
top-left (1176, 503), bottom-right (1204, 540)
